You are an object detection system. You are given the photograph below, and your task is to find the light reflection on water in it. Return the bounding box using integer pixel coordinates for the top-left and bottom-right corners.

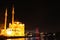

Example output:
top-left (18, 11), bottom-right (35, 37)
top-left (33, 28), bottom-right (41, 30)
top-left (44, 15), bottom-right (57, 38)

top-left (6, 37), bottom-right (36, 40)
top-left (6, 38), bottom-right (32, 40)
top-left (6, 38), bottom-right (25, 40)
top-left (6, 37), bottom-right (40, 40)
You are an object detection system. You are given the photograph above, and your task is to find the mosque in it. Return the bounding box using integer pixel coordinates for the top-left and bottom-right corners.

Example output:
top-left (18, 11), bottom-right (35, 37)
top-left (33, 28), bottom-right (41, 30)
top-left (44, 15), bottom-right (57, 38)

top-left (0, 5), bottom-right (25, 37)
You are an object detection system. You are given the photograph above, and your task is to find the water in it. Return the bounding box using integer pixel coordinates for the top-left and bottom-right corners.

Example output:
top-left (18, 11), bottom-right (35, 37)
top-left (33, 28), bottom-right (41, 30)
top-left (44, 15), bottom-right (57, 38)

top-left (0, 36), bottom-right (40, 40)
top-left (6, 38), bottom-right (35, 40)
top-left (6, 37), bottom-right (40, 40)
top-left (6, 38), bottom-right (25, 40)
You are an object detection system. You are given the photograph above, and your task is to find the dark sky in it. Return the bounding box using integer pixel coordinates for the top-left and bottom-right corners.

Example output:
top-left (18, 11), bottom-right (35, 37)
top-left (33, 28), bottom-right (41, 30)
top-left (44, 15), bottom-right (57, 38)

top-left (0, 0), bottom-right (60, 32)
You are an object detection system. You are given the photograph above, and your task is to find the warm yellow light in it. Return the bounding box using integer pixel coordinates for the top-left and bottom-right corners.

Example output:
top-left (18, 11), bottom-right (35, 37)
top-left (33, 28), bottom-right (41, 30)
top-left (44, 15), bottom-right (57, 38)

top-left (7, 38), bottom-right (25, 40)
top-left (6, 29), bottom-right (12, 35)
top-left (8, 22), bottom-right (25, 36)
top-left (7, 30), bottom-right (12, 35)
top-left (16, 22), bottom-right (19, 24)
top-left (1, 21), bottom-right (25, 36)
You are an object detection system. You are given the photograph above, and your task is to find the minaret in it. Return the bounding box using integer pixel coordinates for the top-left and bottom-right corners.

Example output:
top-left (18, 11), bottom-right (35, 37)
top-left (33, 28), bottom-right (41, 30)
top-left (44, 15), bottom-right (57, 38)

top-left (4, 8), bottom-right (7, 30)
top-left (12, 5), bottom-right (14, 24)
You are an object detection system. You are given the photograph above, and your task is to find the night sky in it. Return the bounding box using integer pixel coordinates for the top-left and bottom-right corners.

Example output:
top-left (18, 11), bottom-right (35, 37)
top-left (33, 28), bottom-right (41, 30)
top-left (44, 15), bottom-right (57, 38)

top-left (0, 0), bottom-right (60, 32)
